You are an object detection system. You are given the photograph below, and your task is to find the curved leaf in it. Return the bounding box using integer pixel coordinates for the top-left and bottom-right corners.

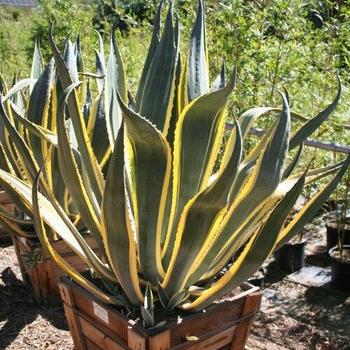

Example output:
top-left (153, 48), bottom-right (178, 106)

top-left (118, 95), bottom-right (171, 284)
top-left (183, 175), bottom-right (305, 311)
top-left (135, 0), bottom-right (165, 110)
top-left (2, 79), bottom-right (36, 103)
top-left (31, 172), bottom-right (117, 305)
top-left (187, 0), bottom-right (209, 101)
top-left (163, 121), bottom-right (242, 296)
top-left (49, 28), bottom-right (104, 203)
top-left (102, 123), bottom-right (143, 304)
top-left (188, 93), bottom-right (290, 285)
top-left (27, 59), bottom-right (55, 166)
top-left (0, 97), bottom-right (38, 182)
top-left (163, 73), bottom-right (236, 266)
top-left (105, 29), bottom-right (127, 147)
top-left (276, 154), bottom-right (350, 249)
top-left (138, 2), bottom-right (178, 134)
top-left (56, 83), bottom-right (104, 250)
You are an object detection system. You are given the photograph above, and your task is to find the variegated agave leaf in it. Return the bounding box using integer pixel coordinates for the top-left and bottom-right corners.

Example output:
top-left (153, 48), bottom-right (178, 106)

top-left (0, 39), bottom-right (101, 240)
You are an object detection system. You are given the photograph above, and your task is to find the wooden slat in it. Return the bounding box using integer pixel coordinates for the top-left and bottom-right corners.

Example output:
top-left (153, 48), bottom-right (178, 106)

top-left (59, 283), bottom-right (74, 306)
top-left (170, 300), bottom-right (244, 347)
top-left (175, 326), bottom-right (237, 350)
top-left (74, 306), bottom-right (130, 349)
top-left (0, 191), bottom-right (15, 244)
top-left (0, 190), bottom-right (14, 206)
top-left (128, 328), bottom-right (146, 350)
top-left (79, 316), bottom-right (126, 350)
top-left (12, 234), bottom-right (98, 304)
top-left (60, 284), bottom-right (88, 349)
top-left (33, 258), bottom-right (50, 302)
top-left (62, 303), bottom-right (87, 350)
top-left (85, 338), bottom-right (102, 350)
top-left (230, 292), bottom-right (261, 350)
top-left (71, 286), bottom-right (129, 343)
top-left (50, 235), bottom-right (98, 256)
top-left (11, 235), bottom-right (28, 282)
top-left (50, 254), bottom-right (88, 286)
top-left (47, 259), bottom-right (59, 300)
top-left (148, 330), bottom-right (170, 350)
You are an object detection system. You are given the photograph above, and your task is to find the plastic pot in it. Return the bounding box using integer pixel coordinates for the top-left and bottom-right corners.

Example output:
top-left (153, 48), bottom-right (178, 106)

top-left (329, 245), bottom-right (350, 292)
top-left (274, 240), bottom-right (306, 273)
top-left (326, 221), bottom-right (350, 252)
top-left (248, 267), bottom-right (266, 288)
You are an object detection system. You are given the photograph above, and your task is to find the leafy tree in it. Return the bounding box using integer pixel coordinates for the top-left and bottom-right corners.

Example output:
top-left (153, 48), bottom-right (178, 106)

top-left (30, 0), bottom-right (95, 61)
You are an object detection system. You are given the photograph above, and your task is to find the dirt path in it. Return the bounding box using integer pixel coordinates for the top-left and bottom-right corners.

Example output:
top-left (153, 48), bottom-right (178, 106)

top-left (0, 221), bottom-right (349, 349)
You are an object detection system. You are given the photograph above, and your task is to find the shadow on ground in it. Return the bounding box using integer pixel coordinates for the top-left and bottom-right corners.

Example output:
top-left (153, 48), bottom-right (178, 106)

top-left (262, 260), bottom-right (350, 340)
top-left (264, 260), bottom-right (291, 284)
top-left (304, 285), bottom-right (350, 336)
top-left (0, 267), bottom-right (69, 349)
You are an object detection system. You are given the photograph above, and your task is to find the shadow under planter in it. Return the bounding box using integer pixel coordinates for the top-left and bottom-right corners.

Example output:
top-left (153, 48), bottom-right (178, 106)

top-left (59, 276), bottom-right (262, 350)
top-left (12, 234), bottom-right (99, 305)
top-left (0, 267), bottom-right (70, 349)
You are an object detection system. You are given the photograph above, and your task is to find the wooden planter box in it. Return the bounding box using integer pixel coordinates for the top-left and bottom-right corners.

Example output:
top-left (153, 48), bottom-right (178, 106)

top-left (12, 234), bottom-right (99, 304)
top-left (0, 191), bottom-right (15, 244)
top-left (59, 276), bottom-right (261, 350)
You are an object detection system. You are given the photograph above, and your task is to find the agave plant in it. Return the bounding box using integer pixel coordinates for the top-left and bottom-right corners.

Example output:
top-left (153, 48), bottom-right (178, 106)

top-left (0, 44), bottom-right (45, 238)
top-left (0, 0), bottom-right (348, 318)
top-left (0, 37), bottom-right (106, 246)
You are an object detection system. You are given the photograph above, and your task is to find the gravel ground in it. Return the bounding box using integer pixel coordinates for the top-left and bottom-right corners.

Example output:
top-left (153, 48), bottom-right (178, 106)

top-left (0, 219), bottom-right (349, 349)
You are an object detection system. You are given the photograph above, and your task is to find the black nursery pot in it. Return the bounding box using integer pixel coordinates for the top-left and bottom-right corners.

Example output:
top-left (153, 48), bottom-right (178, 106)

top-left (326, 221), bottom-right (350, 252)
top-left (248, 267), bottom-right (266, 288)
top-left (329, 245), bottom-right (350, 292)
top-left (274, 241), bottom-right (306, 273)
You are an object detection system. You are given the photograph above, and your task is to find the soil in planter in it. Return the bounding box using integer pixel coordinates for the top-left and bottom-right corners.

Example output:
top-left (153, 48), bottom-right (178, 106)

top-left (330, 248), bottom-right (350, 262)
